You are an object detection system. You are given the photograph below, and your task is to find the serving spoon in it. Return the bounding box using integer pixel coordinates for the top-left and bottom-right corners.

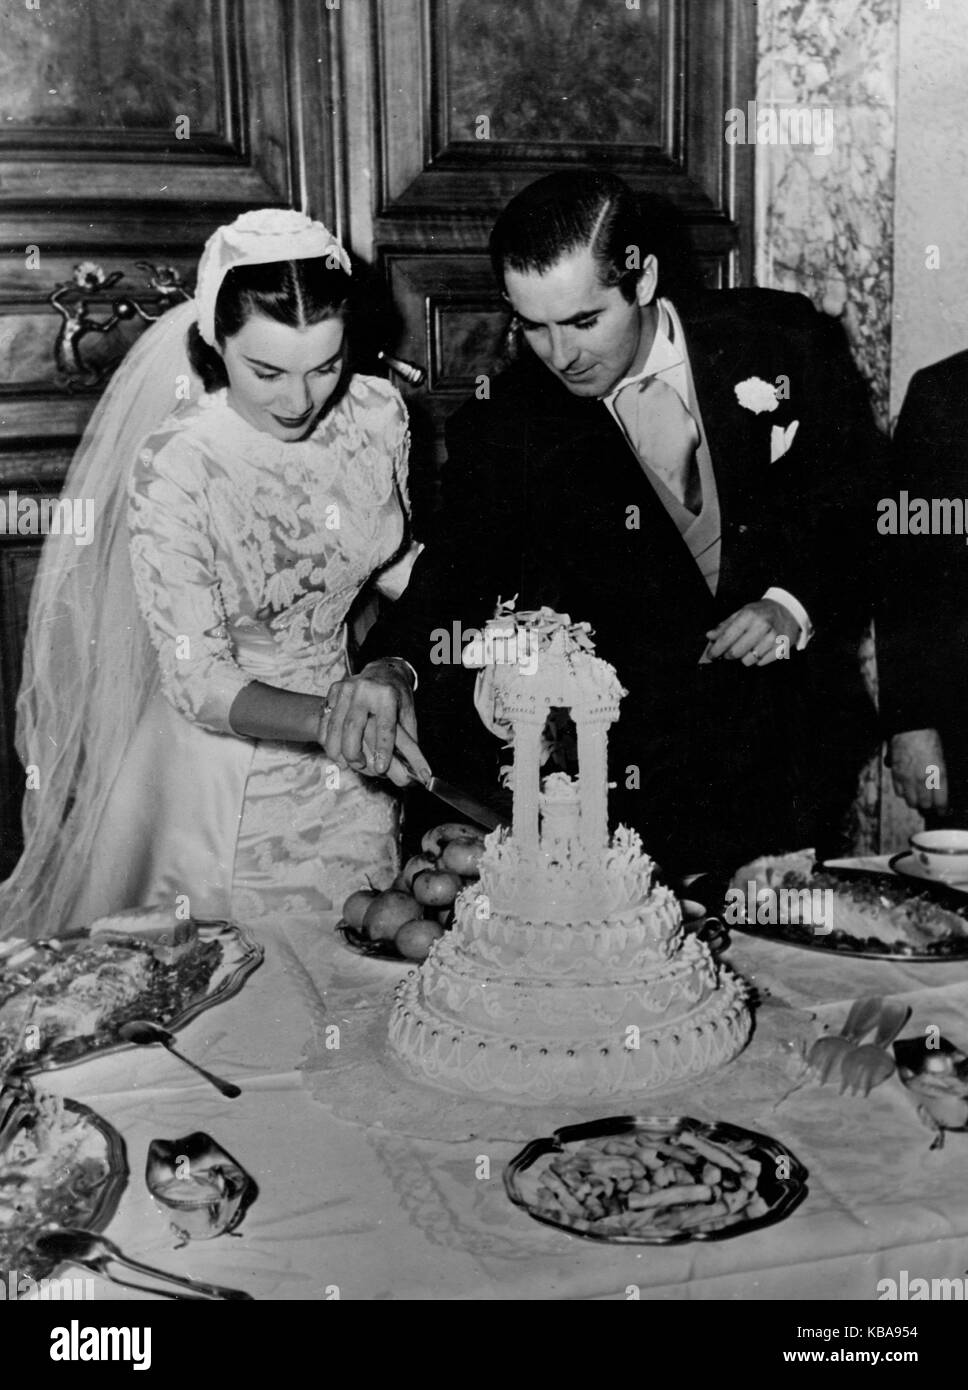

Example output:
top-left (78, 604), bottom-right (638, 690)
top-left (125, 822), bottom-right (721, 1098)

top-left (118, 1020), bottom-right (241, 1099)
top-left (35, 1229), bottom-right (253, 1300)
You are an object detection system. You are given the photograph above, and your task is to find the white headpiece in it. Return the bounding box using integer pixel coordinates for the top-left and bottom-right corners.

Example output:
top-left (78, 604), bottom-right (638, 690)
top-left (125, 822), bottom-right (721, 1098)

top-left (194, 208), bottom-right (352, 346)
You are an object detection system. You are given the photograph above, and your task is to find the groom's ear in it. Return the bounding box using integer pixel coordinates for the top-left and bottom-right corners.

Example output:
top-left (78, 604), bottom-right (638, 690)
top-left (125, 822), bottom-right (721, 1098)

top-left (634, 255), bottom-right (659, 307)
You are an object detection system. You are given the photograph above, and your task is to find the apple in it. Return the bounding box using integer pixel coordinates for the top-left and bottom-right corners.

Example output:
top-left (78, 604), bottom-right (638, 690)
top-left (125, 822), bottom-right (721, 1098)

top-left (342, 888), bottom-right (379, 928)
top-left (362, 889), bottom-right (423, 943)
top-left (437, 906), bottom-right (455, 928)
top-left (399, 853), bottom-right (438, 891)
top-left (395, 919), bottom-right (445, 962)
top-left (440, 838), bottom-right (485, 877)
top-left (421, 822), bottom-right (484, 858)
top-left (412, 869), bottom-right (462, 908)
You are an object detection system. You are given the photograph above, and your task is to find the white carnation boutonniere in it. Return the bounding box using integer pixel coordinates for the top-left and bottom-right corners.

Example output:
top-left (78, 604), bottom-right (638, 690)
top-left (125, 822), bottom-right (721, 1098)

top-left (734, 376), bottom-right (780, 414)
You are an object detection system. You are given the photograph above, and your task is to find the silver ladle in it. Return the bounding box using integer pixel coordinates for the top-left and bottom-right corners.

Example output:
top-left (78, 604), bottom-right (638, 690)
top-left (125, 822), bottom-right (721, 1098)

top-left (118, 1020), bottom-right (241, 1099)
top-left (35, 1229), bottom-right (253, 1300)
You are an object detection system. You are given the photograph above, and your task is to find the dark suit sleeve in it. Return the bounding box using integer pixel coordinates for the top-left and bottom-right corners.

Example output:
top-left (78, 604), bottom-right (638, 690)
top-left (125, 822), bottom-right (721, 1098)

top-left (358, 393), bottom-right (530, 780)
top-left (876, 363), bottom-right (968, 735)
top-left (361, 398), bottom-right (528, 678)
top-left (757, 300), bottom-right (887, 632)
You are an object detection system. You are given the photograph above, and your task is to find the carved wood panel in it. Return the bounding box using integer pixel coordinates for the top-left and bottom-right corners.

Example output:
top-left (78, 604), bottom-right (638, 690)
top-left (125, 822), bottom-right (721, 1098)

top-left (0, 0), bottom-right (344, 863)
top-left (343, 0), bottom-right (754, 424)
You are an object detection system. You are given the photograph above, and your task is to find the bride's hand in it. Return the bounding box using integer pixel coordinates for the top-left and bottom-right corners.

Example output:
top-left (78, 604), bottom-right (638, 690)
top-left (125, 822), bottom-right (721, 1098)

top-left (322, 659), bottom-right (432, 785)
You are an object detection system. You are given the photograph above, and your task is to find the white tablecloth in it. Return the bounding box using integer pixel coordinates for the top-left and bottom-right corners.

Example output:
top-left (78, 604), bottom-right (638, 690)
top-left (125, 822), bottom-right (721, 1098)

top-left (35, 896), bottom-right (968, 1302)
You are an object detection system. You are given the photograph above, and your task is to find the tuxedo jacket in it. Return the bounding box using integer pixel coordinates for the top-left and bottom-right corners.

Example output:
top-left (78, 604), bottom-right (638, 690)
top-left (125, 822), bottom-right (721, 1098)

top-left (877, 350), bottom-right (968, 765)
top-left (365, 288), bottom-right (885, 871)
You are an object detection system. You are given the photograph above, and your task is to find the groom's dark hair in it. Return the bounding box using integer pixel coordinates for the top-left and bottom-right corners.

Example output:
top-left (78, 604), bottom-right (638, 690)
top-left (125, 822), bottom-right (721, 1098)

top-left (489, 168), bottom-right (696, 302)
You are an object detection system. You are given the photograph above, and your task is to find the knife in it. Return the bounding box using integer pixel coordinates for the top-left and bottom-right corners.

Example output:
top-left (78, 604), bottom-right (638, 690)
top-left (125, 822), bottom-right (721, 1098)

top-left (371, 727), bottom-right (509, 831)
top-left (422, 774), bottom-right (508, 831)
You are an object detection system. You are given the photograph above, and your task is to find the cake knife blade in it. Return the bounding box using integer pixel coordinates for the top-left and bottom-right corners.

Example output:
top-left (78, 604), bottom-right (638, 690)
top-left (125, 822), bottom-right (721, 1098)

top-left (385, 733), bottom-right (508, 831)
top-left (422, 775), bottom-right (507, 831)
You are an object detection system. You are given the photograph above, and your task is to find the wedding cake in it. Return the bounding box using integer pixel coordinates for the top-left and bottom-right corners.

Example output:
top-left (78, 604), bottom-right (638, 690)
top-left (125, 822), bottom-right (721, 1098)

top-left (388, 608), bottom-right (751, 1103)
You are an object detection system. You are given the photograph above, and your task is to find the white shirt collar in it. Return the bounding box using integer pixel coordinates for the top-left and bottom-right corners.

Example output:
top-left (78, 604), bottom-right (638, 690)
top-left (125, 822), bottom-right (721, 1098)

top-left (605, 298), bottom-right (685, 402)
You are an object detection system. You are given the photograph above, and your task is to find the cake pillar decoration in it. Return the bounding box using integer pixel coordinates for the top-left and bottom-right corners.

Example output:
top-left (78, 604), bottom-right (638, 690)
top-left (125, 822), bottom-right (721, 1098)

top-left (511, 716), bottom-right (544, 852)
top-left (576, 717), bottom-right (610, 853)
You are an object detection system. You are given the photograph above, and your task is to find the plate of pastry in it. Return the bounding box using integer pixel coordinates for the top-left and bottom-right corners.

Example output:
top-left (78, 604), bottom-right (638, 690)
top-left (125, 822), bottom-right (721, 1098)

top-left (504, 1114), bottom-right (807, 1244)
top-left (0, 1074), bottom-right (128, 1287)
top-left (0, 909), bottom-right (264, 1072)
top-left (727, 851), bottom-right (968, 961)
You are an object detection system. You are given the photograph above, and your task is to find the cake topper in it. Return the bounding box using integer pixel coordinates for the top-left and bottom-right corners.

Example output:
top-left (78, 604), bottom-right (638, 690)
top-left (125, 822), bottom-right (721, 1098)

top-left (465, 605), bottom-right (627, 856)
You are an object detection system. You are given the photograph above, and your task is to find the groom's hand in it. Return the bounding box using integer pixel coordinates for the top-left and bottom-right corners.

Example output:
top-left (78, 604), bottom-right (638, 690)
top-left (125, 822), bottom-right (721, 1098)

top-left (322, 658), bottom-right (432, 787)
top-left (704, 599), bottom-right (800, 667)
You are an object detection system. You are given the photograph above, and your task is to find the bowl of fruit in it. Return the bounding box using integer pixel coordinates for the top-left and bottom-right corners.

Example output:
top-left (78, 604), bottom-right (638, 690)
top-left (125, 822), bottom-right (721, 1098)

top-left (338, 823), bottom-right (486, 964)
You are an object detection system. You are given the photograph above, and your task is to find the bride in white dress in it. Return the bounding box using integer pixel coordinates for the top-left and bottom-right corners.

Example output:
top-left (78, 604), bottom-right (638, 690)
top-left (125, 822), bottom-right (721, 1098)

top-left (0, 210), bottom-right (428, 939)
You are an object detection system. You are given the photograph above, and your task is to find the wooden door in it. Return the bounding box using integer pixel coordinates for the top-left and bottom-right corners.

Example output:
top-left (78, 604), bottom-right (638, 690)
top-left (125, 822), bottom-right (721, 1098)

top-left (0, 0), bottom-right (342, 874)
top-left (338, 0), bottom-right (756, 495)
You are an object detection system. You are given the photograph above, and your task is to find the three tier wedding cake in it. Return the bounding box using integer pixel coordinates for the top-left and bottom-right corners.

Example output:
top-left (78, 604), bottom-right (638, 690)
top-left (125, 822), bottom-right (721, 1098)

top-left (388, 607), bottom-right (750, 1103)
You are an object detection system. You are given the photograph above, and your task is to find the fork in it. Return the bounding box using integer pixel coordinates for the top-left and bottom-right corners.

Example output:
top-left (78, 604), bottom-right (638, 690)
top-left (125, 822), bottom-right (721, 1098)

top-left (803, 996), bottom-right (885, 1083)
top-left (839, 1001), bottom-right (912, 1096)
top-left (773, 995), bottom-right (884, 1108)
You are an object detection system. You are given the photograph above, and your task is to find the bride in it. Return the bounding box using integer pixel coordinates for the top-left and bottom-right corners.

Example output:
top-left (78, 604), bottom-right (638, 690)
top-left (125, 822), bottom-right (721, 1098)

top-left (0, 209), bottom-right (429, 940)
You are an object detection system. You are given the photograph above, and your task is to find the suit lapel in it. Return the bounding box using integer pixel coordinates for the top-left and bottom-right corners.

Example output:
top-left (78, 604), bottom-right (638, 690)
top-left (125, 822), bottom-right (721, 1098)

top-left (674, 296), bottom-right (766, 529)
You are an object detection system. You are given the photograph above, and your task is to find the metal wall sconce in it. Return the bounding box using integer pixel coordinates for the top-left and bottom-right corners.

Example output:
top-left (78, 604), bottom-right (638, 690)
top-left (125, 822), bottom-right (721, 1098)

top-left (49, 261), bottom-right (191, 388)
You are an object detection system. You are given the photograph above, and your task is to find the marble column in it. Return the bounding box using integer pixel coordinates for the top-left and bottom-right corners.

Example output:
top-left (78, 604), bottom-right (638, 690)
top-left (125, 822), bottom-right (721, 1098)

top-left (755, 0), bottom-right (899, 853)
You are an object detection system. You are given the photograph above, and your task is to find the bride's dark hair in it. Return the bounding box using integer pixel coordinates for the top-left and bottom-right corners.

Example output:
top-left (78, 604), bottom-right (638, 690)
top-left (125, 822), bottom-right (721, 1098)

top-left (187, 257), bottom-right (354, 391)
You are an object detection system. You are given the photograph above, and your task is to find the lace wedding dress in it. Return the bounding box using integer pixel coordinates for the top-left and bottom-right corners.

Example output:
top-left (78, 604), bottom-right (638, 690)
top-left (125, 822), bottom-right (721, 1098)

top-left (65, 376), bottom-right (413, 933)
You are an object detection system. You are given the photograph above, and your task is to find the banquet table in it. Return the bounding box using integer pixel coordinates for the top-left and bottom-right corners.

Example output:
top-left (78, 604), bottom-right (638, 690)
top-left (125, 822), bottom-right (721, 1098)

top-left (31, 865), bottom-right (968, 1301)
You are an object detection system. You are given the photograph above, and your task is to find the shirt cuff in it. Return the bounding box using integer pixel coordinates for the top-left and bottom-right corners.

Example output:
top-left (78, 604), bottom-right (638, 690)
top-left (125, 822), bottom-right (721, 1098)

top-left (390, 657), bottom-right (419, 691)
top-left (764, 587), bottom-right (813, 651)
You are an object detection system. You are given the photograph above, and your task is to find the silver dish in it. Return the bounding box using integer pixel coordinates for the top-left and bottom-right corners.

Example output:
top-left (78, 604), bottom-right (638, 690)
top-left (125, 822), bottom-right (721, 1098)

top-left (2, 921), bottom-right (264, 1073)
top-left (504, 1114), bottom-right (808, 1245)
top-left (1, 1077), bottom-right (128, 1285)
top-left (730, 862), bottom-right (968, 963)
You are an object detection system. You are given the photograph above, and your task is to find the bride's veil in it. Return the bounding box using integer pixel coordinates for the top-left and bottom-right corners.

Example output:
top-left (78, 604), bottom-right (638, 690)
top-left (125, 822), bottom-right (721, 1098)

top-left (0, 299), bottom-right (202, 939)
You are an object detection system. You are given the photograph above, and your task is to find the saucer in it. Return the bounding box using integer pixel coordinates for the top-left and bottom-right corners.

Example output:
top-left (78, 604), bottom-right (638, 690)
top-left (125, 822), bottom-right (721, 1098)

top-left (889, 851), bottom-right (968, 895)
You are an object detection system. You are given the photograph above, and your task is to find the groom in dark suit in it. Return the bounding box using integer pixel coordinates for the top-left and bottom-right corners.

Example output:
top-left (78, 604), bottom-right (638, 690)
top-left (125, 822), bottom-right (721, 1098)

top-left (326, 170), bottom-right (883, 875)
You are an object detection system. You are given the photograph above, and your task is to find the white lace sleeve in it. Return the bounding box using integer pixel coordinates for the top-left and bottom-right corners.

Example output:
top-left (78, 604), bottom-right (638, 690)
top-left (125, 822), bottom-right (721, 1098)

top-left (374, 385), bottom-right (423, 601)
top-left (127, 434), bottom-right (252, 733)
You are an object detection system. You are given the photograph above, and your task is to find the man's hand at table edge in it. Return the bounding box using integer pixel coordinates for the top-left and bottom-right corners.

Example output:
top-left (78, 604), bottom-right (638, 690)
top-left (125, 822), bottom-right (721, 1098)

top-left (888, 728), bottom-right (948, 813)
top-left (703, 597), bottom-right (803, 667)
top-left (322, 657), bottom-right (433, 788)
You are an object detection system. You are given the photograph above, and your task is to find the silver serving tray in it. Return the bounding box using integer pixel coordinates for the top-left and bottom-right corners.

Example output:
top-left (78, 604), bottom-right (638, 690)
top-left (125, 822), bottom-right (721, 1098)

top-left (504, 1114), bottom-right (808, 1245)
top-left (729, 862), bottom-right (968, 963)
top-left (2, 921), bottom-right (263, 1073)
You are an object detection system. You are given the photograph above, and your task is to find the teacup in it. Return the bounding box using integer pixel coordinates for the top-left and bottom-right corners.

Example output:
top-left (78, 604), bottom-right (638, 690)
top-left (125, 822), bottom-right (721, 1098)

top-left (909, 829), bottom-right (968, 883)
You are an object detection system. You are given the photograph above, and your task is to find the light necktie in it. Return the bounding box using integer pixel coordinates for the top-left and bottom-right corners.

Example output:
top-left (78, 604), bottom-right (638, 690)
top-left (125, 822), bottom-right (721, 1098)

top-left (614, 375), bottom-right (703, 514)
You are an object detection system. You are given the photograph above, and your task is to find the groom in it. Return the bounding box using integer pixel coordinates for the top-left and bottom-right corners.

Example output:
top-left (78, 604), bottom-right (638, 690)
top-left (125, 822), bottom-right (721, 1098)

top-left (327, 169), bottom-right (884, 874)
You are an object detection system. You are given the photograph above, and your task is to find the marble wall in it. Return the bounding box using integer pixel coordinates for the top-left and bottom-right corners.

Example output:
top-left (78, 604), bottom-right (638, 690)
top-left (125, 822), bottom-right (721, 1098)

top-left (754, 0), bottom-right (968, 852)
top-left (891, 0), bottom-right (968, 419)
top-left (755, 0), bottom-right (898, 425)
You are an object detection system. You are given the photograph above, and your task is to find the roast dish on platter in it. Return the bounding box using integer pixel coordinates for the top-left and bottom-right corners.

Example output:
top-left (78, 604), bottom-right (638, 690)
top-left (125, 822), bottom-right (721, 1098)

top-left (729, 851), bottom-right (968, 961)
top-left (504, 1114), bottom-right (807, 1244)
top-left (0, 910), bottom-right (263, 1072)
top-left (0, 1074), bottom-right (128, 1285)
